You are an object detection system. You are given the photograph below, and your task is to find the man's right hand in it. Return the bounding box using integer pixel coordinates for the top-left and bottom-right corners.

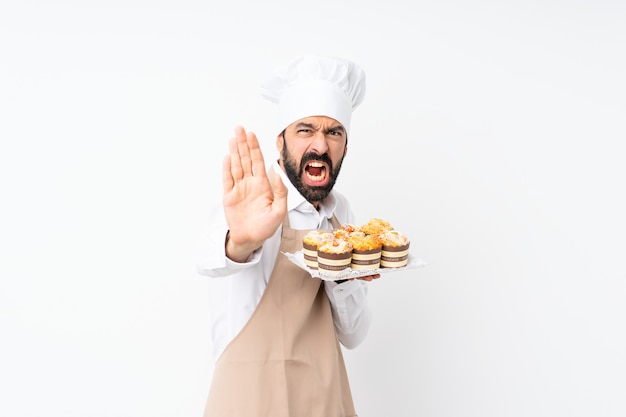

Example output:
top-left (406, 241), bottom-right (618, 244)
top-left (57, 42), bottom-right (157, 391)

top-left (222, 125), bottom-right (288, 262)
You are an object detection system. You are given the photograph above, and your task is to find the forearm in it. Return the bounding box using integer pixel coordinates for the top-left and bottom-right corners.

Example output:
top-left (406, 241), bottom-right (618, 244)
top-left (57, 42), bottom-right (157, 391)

top-left (324, 280), bottom-right (372, 349)
top-left (196, 217), bottom-right (263, 277)
top-left (224, 230), bottom-right (263, 263)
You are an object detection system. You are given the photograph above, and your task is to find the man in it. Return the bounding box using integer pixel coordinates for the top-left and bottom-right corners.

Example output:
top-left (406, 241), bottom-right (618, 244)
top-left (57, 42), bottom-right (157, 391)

top-left (197, 54), bottom-right (378, 416)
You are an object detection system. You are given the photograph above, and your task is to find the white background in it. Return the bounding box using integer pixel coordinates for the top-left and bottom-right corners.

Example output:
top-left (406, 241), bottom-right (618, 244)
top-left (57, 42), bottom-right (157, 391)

top-left (1, 1), bottom-right (625, 416)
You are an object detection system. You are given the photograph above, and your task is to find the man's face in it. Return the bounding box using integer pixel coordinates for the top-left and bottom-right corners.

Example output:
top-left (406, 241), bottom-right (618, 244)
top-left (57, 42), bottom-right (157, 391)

top-left (277, 116), bottom-right (348, 204)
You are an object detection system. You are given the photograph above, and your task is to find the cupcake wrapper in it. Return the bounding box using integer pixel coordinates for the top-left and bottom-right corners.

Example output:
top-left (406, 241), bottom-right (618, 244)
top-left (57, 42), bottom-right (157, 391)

top-left (380, 260), bottom-right (409, 268)
top-left (351, 248), bottom-right (381, 270)
top-left (350, 262), bottom-right (380, 270)
top-left (318, 263), bottom-right (352, 273)
top-left (380, 243), bottom-right (410, 268)
top-left (302, 242), bottom-right (318, 252)
top-left (317, 251), bottom-right (352, 261)
top-left (317, 251), bottom-right (352, 274)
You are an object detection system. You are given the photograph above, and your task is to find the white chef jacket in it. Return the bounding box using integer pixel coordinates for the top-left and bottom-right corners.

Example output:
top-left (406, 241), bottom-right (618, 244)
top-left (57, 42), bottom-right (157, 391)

top-left (197, 161), bottom-right (372, 364)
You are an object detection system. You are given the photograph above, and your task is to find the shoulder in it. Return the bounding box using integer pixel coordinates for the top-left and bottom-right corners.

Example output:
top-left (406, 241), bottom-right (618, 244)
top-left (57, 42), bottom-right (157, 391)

top-left (329, 189), bottom-right (355, 224)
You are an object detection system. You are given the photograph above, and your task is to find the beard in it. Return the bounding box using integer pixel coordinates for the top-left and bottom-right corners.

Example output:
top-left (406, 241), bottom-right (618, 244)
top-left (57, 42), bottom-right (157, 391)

top-left (281, 144), bottom-right (344, 203)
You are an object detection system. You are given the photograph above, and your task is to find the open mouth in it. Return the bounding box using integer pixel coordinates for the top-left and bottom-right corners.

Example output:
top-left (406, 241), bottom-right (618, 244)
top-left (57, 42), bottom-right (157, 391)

top-left (304, 161), bottom-right (330, 186)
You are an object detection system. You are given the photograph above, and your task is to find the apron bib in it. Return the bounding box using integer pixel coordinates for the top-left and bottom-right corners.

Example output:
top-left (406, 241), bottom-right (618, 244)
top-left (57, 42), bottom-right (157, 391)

top-left (203, 214), bottom-right (357, 417)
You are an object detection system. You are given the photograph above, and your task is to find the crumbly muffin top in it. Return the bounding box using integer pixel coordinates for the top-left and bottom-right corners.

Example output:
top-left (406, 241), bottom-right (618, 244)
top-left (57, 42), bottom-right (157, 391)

top-left (318, 237), bottom-right (353, 254)
top-left (379, 230), bottom-right (410, 246)
top-left (303, 230), bottom-right (333, 247)
top-left (360, 217), bottom-right (394, 235)
top-left (339, 223), bottom-right (359, 233)
top-left (331, 223), bottom-right (357, 240)
top-left (349, 232), bottom-right (383, 251)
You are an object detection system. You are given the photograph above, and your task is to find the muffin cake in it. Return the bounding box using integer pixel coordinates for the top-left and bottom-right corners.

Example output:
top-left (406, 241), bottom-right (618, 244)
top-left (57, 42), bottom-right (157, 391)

top-left (360, 218), bottom-right (394, 236)
top-left (317, 237), bottom-right (353, 275)
top-left (298, 218), bottom-right (411, 276)
top-left (349, 232), bottom-right (383, 270)
top-left (379, 230), bottom-right (411, 268)
top-left (302, 230), bottom-right (333, 270)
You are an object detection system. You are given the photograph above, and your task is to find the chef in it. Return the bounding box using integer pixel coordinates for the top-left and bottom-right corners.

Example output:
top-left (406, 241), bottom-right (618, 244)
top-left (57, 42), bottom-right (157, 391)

top-left (198, 54), bottom-right (378, 417)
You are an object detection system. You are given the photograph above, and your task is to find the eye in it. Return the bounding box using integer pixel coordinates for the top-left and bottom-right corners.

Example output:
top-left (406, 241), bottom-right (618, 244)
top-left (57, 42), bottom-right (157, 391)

top-left (297, 128), bottom-right (314, 137)
top-left (327, 129), bottom-right (344, 139)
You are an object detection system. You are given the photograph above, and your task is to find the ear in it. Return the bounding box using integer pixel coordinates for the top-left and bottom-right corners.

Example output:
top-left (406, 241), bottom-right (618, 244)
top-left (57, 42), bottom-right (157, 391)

top-left (276, 133), bottom-right (284, 152)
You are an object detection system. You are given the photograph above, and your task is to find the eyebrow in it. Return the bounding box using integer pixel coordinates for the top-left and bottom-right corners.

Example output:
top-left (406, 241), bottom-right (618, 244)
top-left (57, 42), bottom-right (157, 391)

top-left (294, 122), bottom-right (345, 134)
top-left (294, 122), bottom-right (316, 130)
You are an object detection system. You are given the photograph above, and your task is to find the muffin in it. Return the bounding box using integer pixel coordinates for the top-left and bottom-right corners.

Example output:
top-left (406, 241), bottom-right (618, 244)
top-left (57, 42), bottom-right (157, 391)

top-left (333, 223), bottom-right (359, 241)
top-left (379, 230), bottom-right (410, 268)
top-left (302, 230), bottom-right (333, 269)
top-left (360, 218), bottom-right (394, 236)
top-left (317, 237), bottom-right (353, 275)
top-left (349, 232), bottom-right (383, 270)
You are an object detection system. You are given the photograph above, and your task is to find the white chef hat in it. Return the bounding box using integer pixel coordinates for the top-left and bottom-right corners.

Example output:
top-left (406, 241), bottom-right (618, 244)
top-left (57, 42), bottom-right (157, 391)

top-left (261, 54), bottom-right (366, 136)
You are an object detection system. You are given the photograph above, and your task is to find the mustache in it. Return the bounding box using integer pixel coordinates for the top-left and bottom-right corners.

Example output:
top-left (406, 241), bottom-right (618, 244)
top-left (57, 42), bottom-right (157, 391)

top-left (300, 152), bottom-right (333, 172)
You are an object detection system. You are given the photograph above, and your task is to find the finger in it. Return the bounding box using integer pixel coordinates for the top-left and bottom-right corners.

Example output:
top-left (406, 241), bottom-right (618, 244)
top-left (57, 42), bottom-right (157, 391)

top-left (357, 274), bottom-right (380, 281)
top-left (235, 126), bottom-right (253, 177)
top-left (222, 154), bottom-right (234, 192)
top-left (246, 130), bottom-right (266, 176)
top-left (228, 135), bottom-right (243, 182)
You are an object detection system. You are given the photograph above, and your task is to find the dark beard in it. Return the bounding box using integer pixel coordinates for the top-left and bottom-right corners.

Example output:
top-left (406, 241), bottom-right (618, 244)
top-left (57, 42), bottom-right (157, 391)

top-left (281, 145), bottom-right (344, 203)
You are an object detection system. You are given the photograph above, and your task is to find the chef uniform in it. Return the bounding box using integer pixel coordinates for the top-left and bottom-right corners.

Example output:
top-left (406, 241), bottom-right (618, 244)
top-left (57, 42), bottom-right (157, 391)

top-left (199, 55), bottom-right (368, 416)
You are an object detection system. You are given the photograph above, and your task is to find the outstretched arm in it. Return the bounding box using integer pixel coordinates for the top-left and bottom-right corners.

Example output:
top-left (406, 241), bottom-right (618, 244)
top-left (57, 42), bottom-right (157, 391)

top-left (222, 125), bottom-right (288, 262)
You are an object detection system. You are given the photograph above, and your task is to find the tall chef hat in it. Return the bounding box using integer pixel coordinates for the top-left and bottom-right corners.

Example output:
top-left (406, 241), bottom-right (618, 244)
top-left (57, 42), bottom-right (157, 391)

top-left (261, 54), bottom-right (366, 136)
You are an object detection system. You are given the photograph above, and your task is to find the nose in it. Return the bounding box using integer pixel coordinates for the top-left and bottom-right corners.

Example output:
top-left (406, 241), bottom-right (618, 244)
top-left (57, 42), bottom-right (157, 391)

top-left (309, 130), bottom-right (329, 154)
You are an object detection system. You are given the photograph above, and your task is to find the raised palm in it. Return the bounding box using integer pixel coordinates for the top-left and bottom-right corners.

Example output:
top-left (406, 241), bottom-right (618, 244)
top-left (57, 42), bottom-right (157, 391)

top-left (222, 126), bottom-right (288, 260)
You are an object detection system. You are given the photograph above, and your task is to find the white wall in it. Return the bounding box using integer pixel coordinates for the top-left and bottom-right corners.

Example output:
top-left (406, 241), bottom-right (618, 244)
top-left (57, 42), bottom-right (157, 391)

top-left (1, 1), bottom-right (624, 416)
